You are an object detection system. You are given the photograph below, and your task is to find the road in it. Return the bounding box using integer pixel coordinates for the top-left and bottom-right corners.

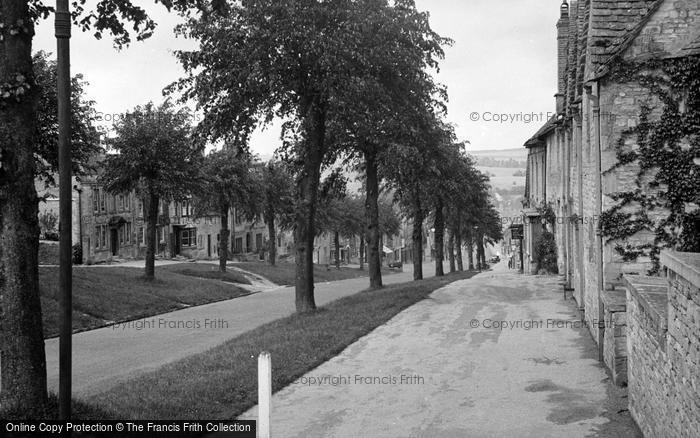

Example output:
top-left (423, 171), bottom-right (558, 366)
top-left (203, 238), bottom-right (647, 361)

top-left (239, 263), bottom-right (640, 437)
top-left (44, 261), bottom-right (442, 398)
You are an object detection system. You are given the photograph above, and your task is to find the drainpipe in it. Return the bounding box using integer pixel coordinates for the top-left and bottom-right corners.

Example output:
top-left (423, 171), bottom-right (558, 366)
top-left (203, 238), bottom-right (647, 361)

top-left (588, 85), bottom-right (606, 362)
top-left (74, 184), bottom-right (83, 261)
top-left (575, 109), bottom-right (585, 312)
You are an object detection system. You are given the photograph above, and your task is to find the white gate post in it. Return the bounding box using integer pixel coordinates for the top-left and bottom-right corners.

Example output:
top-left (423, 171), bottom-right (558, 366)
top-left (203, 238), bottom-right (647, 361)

top-left (258, 351), bottom-right (271, 438)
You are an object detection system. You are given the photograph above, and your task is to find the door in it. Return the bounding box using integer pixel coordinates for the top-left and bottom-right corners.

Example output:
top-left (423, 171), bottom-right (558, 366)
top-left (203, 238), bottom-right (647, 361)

top-left (110, 228), bottom-right (119, 256)
top-left (256, 233), bottom-right (263, 253)
top-left (174, 228), bottom-right (182, 256)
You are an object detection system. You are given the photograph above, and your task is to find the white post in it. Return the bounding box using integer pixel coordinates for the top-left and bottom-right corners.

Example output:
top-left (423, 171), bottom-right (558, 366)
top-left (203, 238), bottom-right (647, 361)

top-left (258, 351), bottom-right (271, 438)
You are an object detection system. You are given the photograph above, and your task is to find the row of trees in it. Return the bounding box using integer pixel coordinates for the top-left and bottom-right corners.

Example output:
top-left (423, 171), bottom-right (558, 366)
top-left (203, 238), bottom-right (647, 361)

top-left (0, 0), bottom-right (501, 416)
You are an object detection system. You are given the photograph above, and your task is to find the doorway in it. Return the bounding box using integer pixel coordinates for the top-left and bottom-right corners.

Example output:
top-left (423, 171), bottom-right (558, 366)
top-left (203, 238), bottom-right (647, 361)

top-left (110, 228), bottom-right (119, 256)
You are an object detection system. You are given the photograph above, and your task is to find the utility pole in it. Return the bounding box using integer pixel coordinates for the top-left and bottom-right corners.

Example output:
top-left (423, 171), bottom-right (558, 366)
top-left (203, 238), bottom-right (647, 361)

top-left (56, 0), bottom-right (72, 420)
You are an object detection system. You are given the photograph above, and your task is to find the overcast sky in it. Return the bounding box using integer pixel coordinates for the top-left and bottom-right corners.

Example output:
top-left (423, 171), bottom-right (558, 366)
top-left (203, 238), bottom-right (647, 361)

top-left (33, 1), bottom-right (561, 156)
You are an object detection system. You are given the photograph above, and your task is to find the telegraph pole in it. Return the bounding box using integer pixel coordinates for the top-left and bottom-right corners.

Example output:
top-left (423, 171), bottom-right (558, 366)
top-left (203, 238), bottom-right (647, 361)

top-left (56, 0), bottom-right (73, 420)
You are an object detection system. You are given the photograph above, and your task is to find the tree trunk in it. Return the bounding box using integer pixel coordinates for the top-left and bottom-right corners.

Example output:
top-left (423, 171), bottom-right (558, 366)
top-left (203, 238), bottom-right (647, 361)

top-left (294, 101), bottom-right (325, 313)
top-left (467, 240), bottom-right (479, 271)
top-left (448, 229), bottom-right (456, 273)
top-left (412, 197), bottom-right (424, 281)
top-left (434, 198), bottom-right (445, 277)
top-left (359, 236), bottom-right (365, 270)
top-left (478, 234), bottom-right (486, 269)
top-left (365, 150), bottom-right (382, 289)
top-left (455, 223), bottom-right (464, 271)
top-left (219, 204), bottom-right (230, 272)
top-left (0, 1), bottom-right (48, 413)
top-left (267, 211), bottom-right (276, 266)
top-left (334, 231), bottom-right (340, 270)
top-left (144, 193), bottom-right (159, 279)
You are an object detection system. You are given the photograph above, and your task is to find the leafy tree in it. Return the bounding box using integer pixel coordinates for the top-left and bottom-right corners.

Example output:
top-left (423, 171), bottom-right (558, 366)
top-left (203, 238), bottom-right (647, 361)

top-left (171, 0), bottom-right (362, 312)
top-left (194, 147), bottom-right (258, 272)
top-left (1, 0), bottom-right (189, 415)
top-left (170, 0), bottom-right (447, 310)
top-left (330, 0), bottom-right (448, 288)
top-left (33, 51), bottom-right (102, 187)
top-left (259, 160), bottom-right (295, 266)
top-left (442, 150), bottom-right (492, 272)
top-left (386, 138), bottom-right (436, 280)
top-left (101, 101), bottom-right (202, 279)
top-left (318, 194), bottom-right (364, 270)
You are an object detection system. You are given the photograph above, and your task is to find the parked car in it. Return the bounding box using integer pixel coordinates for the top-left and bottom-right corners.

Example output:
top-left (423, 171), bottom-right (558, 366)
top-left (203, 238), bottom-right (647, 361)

top-left (388, 260), bottom-right (403, 269)
top-left (489, 255), bottom-right (501, 263)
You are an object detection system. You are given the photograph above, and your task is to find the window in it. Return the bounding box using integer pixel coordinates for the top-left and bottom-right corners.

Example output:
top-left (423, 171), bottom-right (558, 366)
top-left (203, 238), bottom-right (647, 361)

top-left (119, 226), bottom-right (124, 245)
top-left (182, 200), bottom-right (192, 218)
top-left (278, 237), bottom-right (282, 248)
top-left (95, 225), bottom-right (107, 248)
top-left (125, 222), bottom-right (132, 244)
top-left (118, 195), bottom-right (124, 211)
top-left (138, 227), bottom-right (144, 246)
top-left (93, 188), bottom-right (99, 212)
top-left (181, 228), bottom-right (197, 247)
top-left (125, 194), bottom-right (131, 211)
top-left (159, 227), bottom-right (167, 243)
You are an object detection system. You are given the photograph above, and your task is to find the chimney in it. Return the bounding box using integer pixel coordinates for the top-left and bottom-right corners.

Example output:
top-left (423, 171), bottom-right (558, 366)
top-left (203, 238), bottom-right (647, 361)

top-left (556, 1), bottom-right (569, 114)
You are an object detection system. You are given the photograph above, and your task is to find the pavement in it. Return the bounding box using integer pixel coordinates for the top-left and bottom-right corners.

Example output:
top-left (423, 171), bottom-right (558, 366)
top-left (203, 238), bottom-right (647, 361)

top-left (44, 261), bottom-right (441, 398)
top-left (239, 263), bottom-right (641, 437)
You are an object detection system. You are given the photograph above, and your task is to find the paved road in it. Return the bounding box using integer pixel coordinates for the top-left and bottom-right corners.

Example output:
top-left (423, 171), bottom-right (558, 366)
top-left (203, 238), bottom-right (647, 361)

top-left (240, 263), bottom-right (640, 437)
top-left (45, 261), bottom-right (442, 398)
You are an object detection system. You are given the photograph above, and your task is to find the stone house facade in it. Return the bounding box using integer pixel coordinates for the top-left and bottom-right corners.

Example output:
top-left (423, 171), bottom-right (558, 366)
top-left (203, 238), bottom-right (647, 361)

top-left (78, 178), bottom-right (228, 264)
top-left (524, 0), bottom-right (700, 389)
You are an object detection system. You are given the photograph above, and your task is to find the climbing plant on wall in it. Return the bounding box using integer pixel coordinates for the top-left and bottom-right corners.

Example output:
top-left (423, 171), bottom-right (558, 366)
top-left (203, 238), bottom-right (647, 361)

top-left (599, 55), bottom-right (700, 274)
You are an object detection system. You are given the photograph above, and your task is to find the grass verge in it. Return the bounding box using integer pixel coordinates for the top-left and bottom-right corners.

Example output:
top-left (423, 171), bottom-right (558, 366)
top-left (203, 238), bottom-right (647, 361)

top-left (39, 267), bottom-right (251, 338)
top-left (232, 261), bottom-right (396, 286)
top-left (87, 270), bottom-right (477, 420)
top-left (160, 263), bottom-right (253, 285)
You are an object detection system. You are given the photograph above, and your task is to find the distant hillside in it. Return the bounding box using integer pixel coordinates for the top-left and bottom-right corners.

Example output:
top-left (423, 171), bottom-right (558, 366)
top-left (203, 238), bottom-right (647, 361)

top-left (468, 148), bottom-right (527, 168)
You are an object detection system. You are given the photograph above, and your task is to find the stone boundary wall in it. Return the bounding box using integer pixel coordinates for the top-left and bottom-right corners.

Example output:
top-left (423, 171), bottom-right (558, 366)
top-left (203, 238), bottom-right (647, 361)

top-left (625, 251), bottom-right (700, 438)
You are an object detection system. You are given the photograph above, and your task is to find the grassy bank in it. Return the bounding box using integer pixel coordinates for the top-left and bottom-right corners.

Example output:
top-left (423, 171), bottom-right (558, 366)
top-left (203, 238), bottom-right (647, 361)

top-left (88, 270), bottom-right (477, 420)
top-left (232, 261), bottom-right (396, 286)
top-left (39, 267), bottom-right (250, 338)
top-left (160, 263), bottom-right (253, 285)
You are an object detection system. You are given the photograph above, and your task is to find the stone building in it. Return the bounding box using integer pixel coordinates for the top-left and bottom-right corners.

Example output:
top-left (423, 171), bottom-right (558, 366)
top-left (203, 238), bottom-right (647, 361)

top-left (78, 178), bottom-right (227, 264)
top-left (524, 0), bottom-right (700, 433)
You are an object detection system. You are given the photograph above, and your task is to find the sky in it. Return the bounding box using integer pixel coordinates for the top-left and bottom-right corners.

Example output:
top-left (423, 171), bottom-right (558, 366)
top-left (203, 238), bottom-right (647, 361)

top-left (33, 1), bottom-right (562, 157)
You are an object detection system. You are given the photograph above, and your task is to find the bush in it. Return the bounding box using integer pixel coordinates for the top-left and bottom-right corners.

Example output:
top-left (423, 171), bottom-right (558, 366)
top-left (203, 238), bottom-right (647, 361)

top-left (72, 243), bottom-right (83, 265)
top-left (534, 230), bottom-right (558, 274)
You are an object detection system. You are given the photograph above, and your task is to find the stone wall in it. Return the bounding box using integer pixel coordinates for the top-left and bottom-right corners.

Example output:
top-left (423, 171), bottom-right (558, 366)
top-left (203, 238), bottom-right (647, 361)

top-left (626, 251), bottom-right (700, 438)
top-left (602, 289), bottom-right (628, 386)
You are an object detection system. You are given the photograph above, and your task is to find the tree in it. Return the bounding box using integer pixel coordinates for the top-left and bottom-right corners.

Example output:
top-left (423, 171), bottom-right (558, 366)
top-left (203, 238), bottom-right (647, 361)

top-left (330, 0), bottom-right (448, 288)
top-left (318, 194), bottom-right (364, 270)
top-left (424, 130), bottom-right (461, 277)
top-left (32, 51), bottom-right (102, 186)
top-left (170, 0), bottom-right (448, 311)
top-left (101, 101), bottom-right (201, 279)
top-left (387, 140), bottom-right (435, 281)
top-left (0, 0), bottom-right (175, 415)
top-left (194, 147), bottom-right (257, 272)
top-left (259, 160), bottom-right (295, 266)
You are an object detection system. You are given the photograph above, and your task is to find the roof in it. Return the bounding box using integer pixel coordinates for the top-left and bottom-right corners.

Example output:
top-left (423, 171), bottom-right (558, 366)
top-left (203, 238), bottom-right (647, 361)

top-left (677, 32), bottom-right (700, 57)
top-left (524, 115), bottom-right (559, 148)
top-left (587, 0), bottom-right (663, 80)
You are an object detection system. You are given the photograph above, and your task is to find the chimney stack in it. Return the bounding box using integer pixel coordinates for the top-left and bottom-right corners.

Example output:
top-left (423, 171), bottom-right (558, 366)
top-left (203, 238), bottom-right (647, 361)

top-left (556, 1), bottom-right (569, 114)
